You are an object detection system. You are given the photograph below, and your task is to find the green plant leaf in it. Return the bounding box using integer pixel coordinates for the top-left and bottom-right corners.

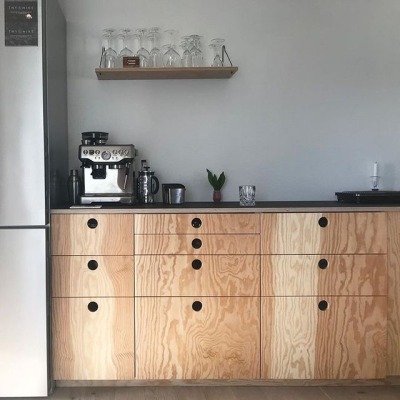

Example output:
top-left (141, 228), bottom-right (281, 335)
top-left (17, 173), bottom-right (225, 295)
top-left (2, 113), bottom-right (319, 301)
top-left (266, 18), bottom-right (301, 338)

top-left (206, 169), bottom-right (226, 190)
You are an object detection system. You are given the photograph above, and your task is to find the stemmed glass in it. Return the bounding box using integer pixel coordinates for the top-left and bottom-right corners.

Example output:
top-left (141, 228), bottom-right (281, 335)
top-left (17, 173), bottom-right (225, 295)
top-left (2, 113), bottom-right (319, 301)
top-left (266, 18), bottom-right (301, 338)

top-left (190, 34), bottom-right (203, 67)
top-left (147, 27), bottom-right (162, 67)
top-left (117, 29), bottom-right (134, 68)
top-left (101, 28), bottom-right (117, 68)
top-left (180, 36), bottom-right (192, 67)
top-left (162, 29), bottom-right (181, 67)
top-left (209, 38), bottom-right (225, 67)
top-left (135, 28), bottom-right (150, 67)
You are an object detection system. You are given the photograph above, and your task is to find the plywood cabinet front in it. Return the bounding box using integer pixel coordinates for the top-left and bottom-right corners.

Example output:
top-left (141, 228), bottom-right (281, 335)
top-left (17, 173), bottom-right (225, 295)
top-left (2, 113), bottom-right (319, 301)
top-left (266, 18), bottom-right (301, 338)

top-left (51, 214), bottom-right (134, 255)
top-left (51, 214), bottom-right (135, 381)
top-left (135, 213), bottom-right (261, 380)
top-left (262, 212), bottom-right (387, 254)
top-left (52, 297), bottom-right (134, 380)
top-left (262, 296), bottom-right (387, 379)
top-left (261, 211), bottom-right (388, 380)
top-left (135, 297), bottom-right (260, 380)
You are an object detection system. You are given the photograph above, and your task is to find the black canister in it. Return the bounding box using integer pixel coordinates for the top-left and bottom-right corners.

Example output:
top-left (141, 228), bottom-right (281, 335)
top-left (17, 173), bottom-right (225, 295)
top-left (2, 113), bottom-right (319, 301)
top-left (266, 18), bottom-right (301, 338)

top-left (67, 169), bottom-right (82, 205)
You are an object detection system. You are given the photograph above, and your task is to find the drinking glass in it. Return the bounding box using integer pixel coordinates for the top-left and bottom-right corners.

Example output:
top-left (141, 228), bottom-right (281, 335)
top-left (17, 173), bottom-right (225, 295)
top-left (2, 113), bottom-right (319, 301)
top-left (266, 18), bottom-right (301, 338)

top-left (190, 34), bottom-right (203, 67)
top-left (101, 28), bottom-right (117, 68)
top-left (147, 27), bottom-right (162, 67)
top-left (239, 185), bottom-right (256, 206)
top-left (180, 36), bottom-right (192, 67)
top-left (162, 29), bottom-right (181, 67)
top-left (117, 29), bottom-right (134, 67)
top-left (209, 38), bottom-right (225, 67)
top-left (135, 28), bottom-right (150, 67)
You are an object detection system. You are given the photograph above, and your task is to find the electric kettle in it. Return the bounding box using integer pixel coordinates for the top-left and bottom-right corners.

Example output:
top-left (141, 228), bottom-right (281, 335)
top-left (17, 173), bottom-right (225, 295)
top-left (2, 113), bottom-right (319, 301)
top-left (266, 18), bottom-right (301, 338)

top-left (137, 160), bottom-right (160, 203)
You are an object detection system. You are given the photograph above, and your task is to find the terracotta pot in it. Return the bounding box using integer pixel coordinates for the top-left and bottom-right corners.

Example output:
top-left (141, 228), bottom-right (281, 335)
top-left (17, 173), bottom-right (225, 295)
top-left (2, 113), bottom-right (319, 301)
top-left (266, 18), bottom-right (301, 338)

top-left (213, 190), bottom-right (222, 202)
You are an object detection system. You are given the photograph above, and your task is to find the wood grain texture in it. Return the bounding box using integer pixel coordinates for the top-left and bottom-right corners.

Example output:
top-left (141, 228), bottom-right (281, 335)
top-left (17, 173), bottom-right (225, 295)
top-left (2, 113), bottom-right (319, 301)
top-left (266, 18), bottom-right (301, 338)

top-left (261, 297), bottom-right (317, 379)
top-left (135, 234), bottom-right (260, 255)
top-left (315, 296), bottom-right (387, 379)
top-left (387, 212), bottom-right (400, 375)
top-left (262, 255), bottom-right (387, 296)
top-left (134, 213), bottom-right (260, 234)
top-left (51, 214), bottom-right (134, 255)
top-left (135, 255), bottom-right (260, 297)
top-left (135, 297), bottom-right (260, 380)
top-left (52, 256), bottom-right (134, 297)
top-left (262, 296), bottom-right (387, 380)
top-left (52, 297), bottom-right (134, 380)
top-left (261, 213), bottom-right (387, 255)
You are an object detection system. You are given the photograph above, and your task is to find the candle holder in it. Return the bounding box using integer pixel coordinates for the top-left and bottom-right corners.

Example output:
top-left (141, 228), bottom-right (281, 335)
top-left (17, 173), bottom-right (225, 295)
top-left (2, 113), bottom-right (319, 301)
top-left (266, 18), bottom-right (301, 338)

top-left (370, 175), bottom-right (380, 191)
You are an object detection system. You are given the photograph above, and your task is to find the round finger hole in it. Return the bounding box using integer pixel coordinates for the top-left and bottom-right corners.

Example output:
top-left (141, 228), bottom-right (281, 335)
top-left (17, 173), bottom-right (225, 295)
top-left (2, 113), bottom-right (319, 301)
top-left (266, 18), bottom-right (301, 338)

top-left (88, 301), bottom-right (98, 312)
top-left (88, 260), bottom-right (98, 270)
top-left (191, 218), bottom-right (202, 228)
top-left (192, 238), bottom-right (202, 249)
top-left (87, 218), bottom-right (98, 229)
top-left (192, 301), bottom-right (203, 312)
top-left (318, 300), bottom-right (329, 311)
top-left (192, 259), bottom-right (202, 270)
top-left (318, 217), bottom-right (328, 228)
top-left (318, 259), bottom-right (328, 270)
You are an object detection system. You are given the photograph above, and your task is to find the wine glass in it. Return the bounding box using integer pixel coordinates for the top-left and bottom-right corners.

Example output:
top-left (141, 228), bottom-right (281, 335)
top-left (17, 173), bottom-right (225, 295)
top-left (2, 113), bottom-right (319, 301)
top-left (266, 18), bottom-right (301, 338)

top-left (117, 29), bottom-right (134, 67)
top-left (135, 28), bottom-right (150, 67)
top-left (162, 29), bottom-right (181, 67)
top-left (209, 38), bottom-right (225, 67)
top-left (180, 36), bottom-right (192, 67)
top-left (190, 34), bottom-right (203, 67)
top-left (147, 27), bottom-right (162, 67)
top-left (101, 28), bottom-right (117, 68)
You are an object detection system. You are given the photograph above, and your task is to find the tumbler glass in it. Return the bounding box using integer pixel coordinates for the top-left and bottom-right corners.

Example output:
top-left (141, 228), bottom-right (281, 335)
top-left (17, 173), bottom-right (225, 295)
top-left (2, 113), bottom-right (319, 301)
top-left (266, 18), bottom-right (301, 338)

top-left (239, 185), bottom-right (256, 206)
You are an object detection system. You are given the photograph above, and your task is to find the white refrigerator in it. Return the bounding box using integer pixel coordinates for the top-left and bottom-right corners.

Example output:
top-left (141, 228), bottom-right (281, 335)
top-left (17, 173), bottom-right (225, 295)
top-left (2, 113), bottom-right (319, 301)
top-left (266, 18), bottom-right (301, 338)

top-left (0, 0), bottom-right (68, 396)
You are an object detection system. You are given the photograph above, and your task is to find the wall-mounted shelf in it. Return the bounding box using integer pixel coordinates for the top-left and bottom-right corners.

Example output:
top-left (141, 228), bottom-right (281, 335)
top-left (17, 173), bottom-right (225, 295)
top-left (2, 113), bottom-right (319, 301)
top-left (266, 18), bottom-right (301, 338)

top-left (95, 66), bottom-right (238, 80)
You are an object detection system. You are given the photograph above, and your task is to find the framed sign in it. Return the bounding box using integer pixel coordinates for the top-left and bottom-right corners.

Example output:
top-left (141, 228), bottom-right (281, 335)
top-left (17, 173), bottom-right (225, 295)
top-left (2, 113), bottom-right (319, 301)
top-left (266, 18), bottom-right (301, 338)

top-left (4, 0), bottom-right (38, 46)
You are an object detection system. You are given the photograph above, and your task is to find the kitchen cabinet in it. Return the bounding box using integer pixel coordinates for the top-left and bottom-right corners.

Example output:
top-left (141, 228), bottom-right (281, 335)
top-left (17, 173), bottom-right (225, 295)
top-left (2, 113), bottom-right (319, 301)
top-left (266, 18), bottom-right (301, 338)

top-left (261, 212), bottom-right (387, 380)
top-left (51, 214), bottom-right (135, 380)
top-left (50, 208), bottom-right (391, 383)
top-left (95, 66), bottom-right (238, 80)
top-left (134, 213), bottom-right (260, 380)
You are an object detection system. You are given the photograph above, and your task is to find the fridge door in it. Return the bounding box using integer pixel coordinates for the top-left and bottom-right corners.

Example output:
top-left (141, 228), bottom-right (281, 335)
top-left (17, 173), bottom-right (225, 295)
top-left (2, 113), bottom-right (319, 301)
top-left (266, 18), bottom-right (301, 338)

top-left (0, 0), bottom-right (46, 227)
top-left (0, 228), bottom-right (48, 397)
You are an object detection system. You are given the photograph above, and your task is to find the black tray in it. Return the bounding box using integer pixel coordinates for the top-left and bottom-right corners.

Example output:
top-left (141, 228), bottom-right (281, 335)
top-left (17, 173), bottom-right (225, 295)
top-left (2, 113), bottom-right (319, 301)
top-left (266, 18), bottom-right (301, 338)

top-left (336, 191), bottom-right (400, 204)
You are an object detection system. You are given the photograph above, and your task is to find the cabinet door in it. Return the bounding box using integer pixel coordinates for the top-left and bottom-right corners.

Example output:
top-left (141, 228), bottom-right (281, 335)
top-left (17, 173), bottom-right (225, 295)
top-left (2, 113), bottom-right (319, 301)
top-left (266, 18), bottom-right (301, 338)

top-left (262, 296), bottom-right (387, 379)
top-left (136, 255), bottom-right (259, 296)
top-left (52, 256), bottom-right (134, 297)
top-left (135, 213), bottom-right (260, 234)
top-left (136, 297), bottom-right (260, 379)
top-left (135, 234), bottom-right (260, 255)
top-left (262, 255), bottom-right (387, 296)
top-left (262, 213), bottom-right (387, 254)
top-left (52, 297), bottom-right (134, 380)
top-left (51, 214), bottom-right (134, 255)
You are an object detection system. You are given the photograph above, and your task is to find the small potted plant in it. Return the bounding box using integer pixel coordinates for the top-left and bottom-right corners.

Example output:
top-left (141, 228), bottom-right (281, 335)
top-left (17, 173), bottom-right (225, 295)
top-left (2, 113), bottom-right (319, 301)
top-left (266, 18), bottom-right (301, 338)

top-left (206, 169), bottom-right (226, 202)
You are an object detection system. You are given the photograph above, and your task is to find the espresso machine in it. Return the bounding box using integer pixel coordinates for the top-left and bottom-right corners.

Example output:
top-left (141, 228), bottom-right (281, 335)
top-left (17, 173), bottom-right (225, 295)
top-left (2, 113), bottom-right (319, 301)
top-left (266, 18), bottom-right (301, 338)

top-left (79, 132), bottom-right (137, 204)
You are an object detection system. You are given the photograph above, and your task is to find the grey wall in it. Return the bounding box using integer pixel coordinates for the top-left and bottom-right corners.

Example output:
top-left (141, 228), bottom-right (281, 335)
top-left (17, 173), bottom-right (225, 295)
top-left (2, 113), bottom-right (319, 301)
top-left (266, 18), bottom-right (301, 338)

top-left (59, 0), bottom-right (400, 201)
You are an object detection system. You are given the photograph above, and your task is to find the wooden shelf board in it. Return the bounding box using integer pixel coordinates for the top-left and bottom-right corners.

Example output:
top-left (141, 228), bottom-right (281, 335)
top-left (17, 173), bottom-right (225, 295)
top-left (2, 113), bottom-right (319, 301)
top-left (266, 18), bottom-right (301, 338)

top-left (95, 67), bottom-right (238, 80)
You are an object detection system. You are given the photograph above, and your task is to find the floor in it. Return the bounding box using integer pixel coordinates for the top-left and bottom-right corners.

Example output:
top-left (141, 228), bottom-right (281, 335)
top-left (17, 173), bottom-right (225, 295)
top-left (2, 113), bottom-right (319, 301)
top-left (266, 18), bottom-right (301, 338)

top-left (16, 385), bottom-right (400, 400)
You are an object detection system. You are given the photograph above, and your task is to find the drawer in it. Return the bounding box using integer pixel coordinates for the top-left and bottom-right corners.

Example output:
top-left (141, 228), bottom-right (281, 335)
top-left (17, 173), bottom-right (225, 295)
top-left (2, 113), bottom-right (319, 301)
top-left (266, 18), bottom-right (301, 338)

top-left (51, 214), bottom-right (134, 255)
top-left (52, 256), bottom-right (134, 297)
top-left (261, 212), bottom-right (387, 254)
top-left (135, 297), bottom-right (260, 380)
top-left (135, 213), bottom-right (260, 234)
top-left (135, 234), bottom-right (260, 255)
top-left (262, 255), bottom-right (387, 296)
top-left (135, 255), bottom-right (260, 296)
top-left (262, 296), bottom-right (387, 379)
top-left (52, 297), bottom-right (134, 380)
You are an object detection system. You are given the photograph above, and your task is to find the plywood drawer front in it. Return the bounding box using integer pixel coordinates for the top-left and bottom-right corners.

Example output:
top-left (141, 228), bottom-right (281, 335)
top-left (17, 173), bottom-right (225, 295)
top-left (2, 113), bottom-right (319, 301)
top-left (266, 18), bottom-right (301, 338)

top-left (51, 214), bottom-right (134, 255)
top-left (262, 296), bottom-right (387, 379)
top-left (135, 234), bottom-right (260, 255)
top-left (52, 256), bottom-right (134, 297)
top-left (52, 297), bottom-right (134, 380)
top-left (262, 212), bottom-right (387, 254)
top-left (135, 297), bottom-right (260, 380)
top-left (135, 213), bottom-right (260, 234)
top-left (135, 255), bottom-right (260, 296)
top-left (262, 255), bottom-right (387, 296)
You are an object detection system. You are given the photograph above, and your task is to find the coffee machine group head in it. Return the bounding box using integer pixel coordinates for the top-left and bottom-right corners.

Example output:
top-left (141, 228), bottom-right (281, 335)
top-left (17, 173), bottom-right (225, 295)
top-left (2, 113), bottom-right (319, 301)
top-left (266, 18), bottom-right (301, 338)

top-left (79, 132), bottom-right (137, 204)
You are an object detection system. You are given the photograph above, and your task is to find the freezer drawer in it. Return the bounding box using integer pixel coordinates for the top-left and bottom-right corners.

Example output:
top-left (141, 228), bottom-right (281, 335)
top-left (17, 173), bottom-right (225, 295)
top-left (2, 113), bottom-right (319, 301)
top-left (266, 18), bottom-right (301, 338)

top-left (0, 229), bottom-right (48, 397)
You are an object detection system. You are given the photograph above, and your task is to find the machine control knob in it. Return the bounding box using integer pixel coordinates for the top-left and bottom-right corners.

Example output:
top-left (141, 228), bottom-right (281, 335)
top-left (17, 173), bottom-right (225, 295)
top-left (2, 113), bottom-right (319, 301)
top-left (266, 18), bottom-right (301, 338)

top-left (101, 150), bottom-right (111, 160)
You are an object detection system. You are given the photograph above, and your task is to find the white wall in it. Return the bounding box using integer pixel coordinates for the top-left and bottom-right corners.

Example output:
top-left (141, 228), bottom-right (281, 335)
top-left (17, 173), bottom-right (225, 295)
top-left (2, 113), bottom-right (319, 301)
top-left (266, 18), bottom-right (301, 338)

top-left (59, 0), bottom-right (400, 201)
